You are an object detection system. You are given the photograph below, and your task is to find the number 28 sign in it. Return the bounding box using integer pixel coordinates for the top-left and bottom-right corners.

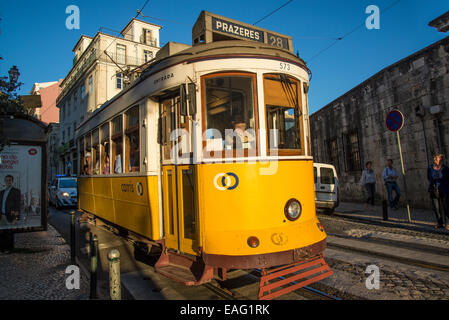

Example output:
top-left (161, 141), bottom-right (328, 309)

top-left (386, 110), bottom-right (404, 132)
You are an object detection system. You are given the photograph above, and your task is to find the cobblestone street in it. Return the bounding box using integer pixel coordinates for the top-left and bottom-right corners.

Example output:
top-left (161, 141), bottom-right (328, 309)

top-left (318, 212), bottom-right (449, 300)
top-left (0, 224), bottom-right (89, 300)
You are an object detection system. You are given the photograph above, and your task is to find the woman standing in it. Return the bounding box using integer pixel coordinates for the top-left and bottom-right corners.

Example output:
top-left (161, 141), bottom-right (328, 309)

top-left (427, 154), bottom-right (449, 229)
top-left (360, 161), bottom-right (376, 210)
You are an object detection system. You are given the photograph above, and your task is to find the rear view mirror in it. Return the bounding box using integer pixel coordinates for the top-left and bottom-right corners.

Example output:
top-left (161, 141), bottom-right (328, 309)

top-left (180, 84), bottom-right (187, 116)
top-left (157, 116), bottom-right (163, 145)
top-left (188, 83), bottom-right (197, 116)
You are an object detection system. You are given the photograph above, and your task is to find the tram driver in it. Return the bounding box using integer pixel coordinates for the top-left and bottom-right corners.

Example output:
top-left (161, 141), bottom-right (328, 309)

top-left (225, 114), bottom-right (255, 150)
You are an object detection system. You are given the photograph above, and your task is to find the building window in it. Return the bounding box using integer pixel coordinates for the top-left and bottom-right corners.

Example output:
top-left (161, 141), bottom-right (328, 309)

top-left (116, 73), bottom-right (123, 89)
top-left (67, 127), bottom-right (71, 140)
top-left (144, 50), bottom-right (153, 63)
top-left (81, 84), bottom-right (85, 99)
top-left (88, 75), bottom-right (93, 94)
top-left (142, 29), bottom-right (153, 45)
top-left (67, 99), bottom-right (71, 116)
top-left (326, 138), bottom-right (340, 172)
top-left (62, 131), bottom-right (65, 144)
top-left (116, 44), bottom-right (126, 64)
top-left (342, 130), bottom-right (361, 172)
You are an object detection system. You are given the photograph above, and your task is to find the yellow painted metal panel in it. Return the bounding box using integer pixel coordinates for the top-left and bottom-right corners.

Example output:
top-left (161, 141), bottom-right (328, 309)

top-left (161, 166), bottom-right (178, 250)
top-left (78, 177), bottom-right (95, 214)
top-left (92, 177), bottom-right (114, 222)
top-left (78, 175), bottom-right (161, 240)
top-left (197, 160), bottom-right (325, 256)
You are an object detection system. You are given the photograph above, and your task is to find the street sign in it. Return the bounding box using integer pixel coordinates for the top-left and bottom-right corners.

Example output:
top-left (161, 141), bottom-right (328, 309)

top-left (385, 109), bottom-right (411, 222)
top-left (386, 109), bottom-right (404, 132)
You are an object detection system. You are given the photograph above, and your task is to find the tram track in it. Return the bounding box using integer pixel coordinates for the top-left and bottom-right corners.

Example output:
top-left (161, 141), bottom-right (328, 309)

top-left (326, 233), bottom-right (449, 273)
top-left (77, 213), bottom-right (342, 300)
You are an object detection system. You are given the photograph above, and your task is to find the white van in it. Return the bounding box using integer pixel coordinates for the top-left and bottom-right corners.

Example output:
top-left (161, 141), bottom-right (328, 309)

top-left (313, 163), bottom-right (339, 214)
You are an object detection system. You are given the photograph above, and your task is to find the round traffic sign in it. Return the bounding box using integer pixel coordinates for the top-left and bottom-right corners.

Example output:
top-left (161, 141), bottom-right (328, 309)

top-left (386, 110), bottom-right (404, 132)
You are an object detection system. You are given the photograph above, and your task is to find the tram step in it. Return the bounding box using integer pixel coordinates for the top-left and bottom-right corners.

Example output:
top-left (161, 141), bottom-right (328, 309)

top-left (258, 254), bottom-right (333, 300)
top-left (155, 250), bottom-right (213, 286)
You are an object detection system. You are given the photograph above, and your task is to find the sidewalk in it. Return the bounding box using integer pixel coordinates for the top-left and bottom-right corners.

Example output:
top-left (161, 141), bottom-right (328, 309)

top-left (332, 202), bottom-right (449, 234)
top-left (0, 224), bottom-right (89, 299)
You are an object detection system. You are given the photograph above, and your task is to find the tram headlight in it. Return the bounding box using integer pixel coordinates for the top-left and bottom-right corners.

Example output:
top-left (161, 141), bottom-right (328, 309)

top-left (61, 192), bottom-right (70, 198)
top-left (284, 199), bottom-right (302, 221)
top-left (247, 236), bottom-right (260, 248)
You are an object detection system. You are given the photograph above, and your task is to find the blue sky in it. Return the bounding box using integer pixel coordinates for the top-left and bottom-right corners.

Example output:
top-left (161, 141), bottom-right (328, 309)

top-left (0, 0), bottom-right (447, 113)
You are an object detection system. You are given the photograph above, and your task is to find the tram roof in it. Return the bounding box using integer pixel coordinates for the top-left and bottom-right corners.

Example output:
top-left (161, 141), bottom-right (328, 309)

top-left (76, 40), bottom-right (309, 136)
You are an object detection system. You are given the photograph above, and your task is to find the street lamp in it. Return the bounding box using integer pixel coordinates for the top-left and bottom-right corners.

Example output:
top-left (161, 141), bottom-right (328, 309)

top-left (8, 66), bottom-right (19, 84)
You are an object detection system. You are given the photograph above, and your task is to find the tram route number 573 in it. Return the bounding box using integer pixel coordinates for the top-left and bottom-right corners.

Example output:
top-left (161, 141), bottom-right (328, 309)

top-left (280, 62), bottom-right (290, 71)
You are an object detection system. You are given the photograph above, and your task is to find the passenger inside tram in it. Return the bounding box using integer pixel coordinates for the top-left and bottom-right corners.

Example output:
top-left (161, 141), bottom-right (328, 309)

top-left (84, 152), bottom-right (92, 175)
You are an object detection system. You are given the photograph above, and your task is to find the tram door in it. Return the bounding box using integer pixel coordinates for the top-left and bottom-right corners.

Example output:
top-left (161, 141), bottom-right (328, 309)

top-left (161, 94), bottom-right (199, 256)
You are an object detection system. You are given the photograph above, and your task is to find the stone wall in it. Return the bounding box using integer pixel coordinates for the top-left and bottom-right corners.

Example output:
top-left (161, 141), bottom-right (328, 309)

top-left (310, 36), bottom-right (449, 209)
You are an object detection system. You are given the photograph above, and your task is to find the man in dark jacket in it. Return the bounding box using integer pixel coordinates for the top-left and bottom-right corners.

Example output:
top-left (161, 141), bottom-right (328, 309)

top-left (0, 175), bottom-right (21, 224)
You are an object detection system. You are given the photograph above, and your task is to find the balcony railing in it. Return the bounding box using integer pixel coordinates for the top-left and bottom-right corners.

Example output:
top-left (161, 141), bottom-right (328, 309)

top-left (106, 52), bottom-right (145, 66)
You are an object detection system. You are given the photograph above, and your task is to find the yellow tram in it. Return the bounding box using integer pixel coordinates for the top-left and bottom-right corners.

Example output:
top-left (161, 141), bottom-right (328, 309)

top-left (76, 11), bottom-right (332, 299)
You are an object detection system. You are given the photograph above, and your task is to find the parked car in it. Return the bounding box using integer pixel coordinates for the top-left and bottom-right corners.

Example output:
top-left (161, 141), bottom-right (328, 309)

top-left (314, 163), bottom-right (339, 215)
top-left (49, 176), bottom-right (78, 209)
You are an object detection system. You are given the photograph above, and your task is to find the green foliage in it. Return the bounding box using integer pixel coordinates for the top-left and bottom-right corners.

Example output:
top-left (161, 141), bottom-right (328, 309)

top-left (0, 65), bottom-right (28, 115)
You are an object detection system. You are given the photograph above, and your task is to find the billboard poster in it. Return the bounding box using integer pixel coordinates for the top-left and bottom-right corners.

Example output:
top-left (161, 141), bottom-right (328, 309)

top-left (0, 145), bottom-right (43, 231)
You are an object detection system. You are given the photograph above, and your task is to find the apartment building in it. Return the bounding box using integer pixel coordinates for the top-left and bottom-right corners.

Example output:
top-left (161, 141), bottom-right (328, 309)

top-left (30, 80), bottom-right (62, 124)
top-left (57, 18), bottom-right (161, 175)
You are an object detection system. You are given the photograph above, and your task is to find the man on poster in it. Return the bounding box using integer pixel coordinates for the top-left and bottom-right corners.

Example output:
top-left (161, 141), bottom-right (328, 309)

top-left (0, 175), bottom-right (21, 225)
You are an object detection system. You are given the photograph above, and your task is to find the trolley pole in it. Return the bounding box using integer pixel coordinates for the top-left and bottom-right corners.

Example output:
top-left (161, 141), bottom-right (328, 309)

top-left (70, 211), bottom-right (76, 264)
top-left (108, 249), bottom-right (121, 300)
top-left (396, 131), bottom-right (411, 223)
top-left (90, 234), bottom-right (98, 299)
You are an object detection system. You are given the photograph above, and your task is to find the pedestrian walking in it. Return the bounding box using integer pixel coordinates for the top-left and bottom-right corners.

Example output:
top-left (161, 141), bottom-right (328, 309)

top-left (360, 161), bottom-right (376, 210)
top-left (427, 154), bottom-right (449, 229)
top-left (382, 159), bottom-right (401, 210)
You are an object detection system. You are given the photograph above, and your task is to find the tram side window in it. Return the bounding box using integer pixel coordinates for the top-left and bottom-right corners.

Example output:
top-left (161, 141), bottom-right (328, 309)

top-left (84, 133), bottom-right (92, 175)
top-left (111, 115), bottom-right (123, 174)
top-left (125, 106), bottom-right (140, 172)
top-left (101, 123), bottom-right (110, 175)
top-left (79, 138), bottom-right (85, 175)
top-left (92, 129), bottom-right (100, 175)
top-left (161, 98), bottom-right (176, 160)
top-left (204, 74), bottom-right (256, 154)
top-left (263, 74), bottom-right (303, 155)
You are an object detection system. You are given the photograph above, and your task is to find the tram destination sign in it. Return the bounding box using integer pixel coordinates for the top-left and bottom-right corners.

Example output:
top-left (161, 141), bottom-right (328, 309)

top-left (193, 11), bottom-right (293, 53)
top-left (212, 17), bottom-right (264, 43)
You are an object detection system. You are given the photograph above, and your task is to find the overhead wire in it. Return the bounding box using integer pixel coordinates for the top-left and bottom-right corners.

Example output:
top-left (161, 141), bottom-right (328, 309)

top-left (306, 0), bottom-right (401, 63)
top-left (253, 0), bottom-right (294, 25)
